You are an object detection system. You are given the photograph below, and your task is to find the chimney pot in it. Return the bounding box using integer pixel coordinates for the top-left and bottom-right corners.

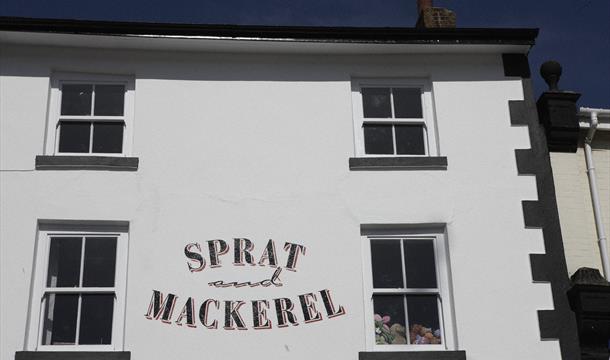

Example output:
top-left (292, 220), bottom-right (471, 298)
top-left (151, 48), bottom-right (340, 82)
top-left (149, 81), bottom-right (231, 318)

top-left (417, 0), bottom-right (433, 13)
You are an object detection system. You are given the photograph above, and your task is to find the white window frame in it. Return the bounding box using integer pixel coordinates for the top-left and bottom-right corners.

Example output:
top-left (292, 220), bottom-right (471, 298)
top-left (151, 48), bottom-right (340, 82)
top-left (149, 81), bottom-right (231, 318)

top-left (361, 227), bottom-right (456, 352)
top-left (45, 73), bottom-right (135, 157)
top-left (25, 222), bottom-right (129, 351)
top-left (351, 78), bottom-right (438, 157)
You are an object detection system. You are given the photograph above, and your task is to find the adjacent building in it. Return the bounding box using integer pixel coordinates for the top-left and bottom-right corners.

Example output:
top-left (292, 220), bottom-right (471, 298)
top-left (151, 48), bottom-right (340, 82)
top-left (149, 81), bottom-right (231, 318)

top-left (551, 112), bottom-right (610, 277)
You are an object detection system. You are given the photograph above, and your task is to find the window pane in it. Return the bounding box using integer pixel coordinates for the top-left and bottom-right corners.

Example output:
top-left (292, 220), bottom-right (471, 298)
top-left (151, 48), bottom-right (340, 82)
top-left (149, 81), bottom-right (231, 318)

top-left (371, 240), bottom-right (403, 288)
top-left (58, 121), bottom-right (91, 153)
top-left (407, 295), bottom-right (442, 345)
top-left (61, 85), bottom-right (92, 115)
top-left (404, 239), bottom-right (438, 289)
top-left (83, 237), bottom-right (117, 287)
top-left (92, 122), bottom-right (124, 153)
top-left (393, 88), bottom-right (423, 118)
top-left (373, 295), bottom-right (407, 345)
top-left (94, 85), bottom-right (125, 116)
top-left (362, 88), bottom-right (392, 118)
top-left (79, 294), bottom-right (114, 345)
top-left (47, 237), bottom-right (82, 287)
top-left (364, 124), bottom-right (394, 155)
top-left (42, 294), bottom-right (78, 345)
top-left (395, 125), bottom-right (425, 155)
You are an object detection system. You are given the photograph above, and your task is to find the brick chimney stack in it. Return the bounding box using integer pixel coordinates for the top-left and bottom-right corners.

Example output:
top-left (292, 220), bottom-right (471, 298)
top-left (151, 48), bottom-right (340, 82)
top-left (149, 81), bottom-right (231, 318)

top-left (416, 0), bottom-right (456, 28)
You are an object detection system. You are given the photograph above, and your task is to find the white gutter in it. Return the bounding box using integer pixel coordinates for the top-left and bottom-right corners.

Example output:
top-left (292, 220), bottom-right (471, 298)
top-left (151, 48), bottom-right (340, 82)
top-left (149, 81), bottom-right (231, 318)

top-left (580, 107), bottom-right (610, 280)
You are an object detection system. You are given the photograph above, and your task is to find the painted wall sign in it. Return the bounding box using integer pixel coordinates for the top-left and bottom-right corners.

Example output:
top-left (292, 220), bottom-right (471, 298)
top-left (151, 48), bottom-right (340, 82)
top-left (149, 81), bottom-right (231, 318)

top-left (145, 238), bottom-right (346, 330)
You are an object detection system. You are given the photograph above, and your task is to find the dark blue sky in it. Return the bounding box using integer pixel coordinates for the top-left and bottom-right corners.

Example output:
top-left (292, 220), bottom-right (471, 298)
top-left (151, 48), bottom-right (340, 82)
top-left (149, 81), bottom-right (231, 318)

top-left (2, 0), bottom-right (608, 107)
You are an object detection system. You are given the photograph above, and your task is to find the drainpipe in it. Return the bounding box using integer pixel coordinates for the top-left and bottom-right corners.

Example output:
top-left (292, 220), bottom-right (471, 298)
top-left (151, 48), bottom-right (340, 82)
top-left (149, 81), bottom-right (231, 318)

top-left (581, 107), bottom-right (610, 280)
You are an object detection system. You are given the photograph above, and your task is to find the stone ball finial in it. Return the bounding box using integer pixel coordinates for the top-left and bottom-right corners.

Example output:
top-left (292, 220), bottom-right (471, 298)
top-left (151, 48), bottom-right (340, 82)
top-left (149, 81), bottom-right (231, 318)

top-left (540, 60), bottom-right (562, 92)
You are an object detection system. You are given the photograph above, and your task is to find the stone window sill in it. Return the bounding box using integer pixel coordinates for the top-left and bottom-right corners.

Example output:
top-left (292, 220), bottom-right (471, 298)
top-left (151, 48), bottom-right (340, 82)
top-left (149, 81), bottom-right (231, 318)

top-left (15, 352), bottom-right (131, 360)
top-left (36, 156), bottom-right (139, 171)
top-left (359, 350), bottom-right (466, 360)
top-left (349, 156), bottom-right (448, 171)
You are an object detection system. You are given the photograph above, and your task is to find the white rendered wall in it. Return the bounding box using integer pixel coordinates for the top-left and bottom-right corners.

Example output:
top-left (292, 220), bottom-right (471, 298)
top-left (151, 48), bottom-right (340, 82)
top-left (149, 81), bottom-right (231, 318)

top-left (551, 133), bottom-right (610, 276)
top-left (1, 44), bottom-right (559, 360)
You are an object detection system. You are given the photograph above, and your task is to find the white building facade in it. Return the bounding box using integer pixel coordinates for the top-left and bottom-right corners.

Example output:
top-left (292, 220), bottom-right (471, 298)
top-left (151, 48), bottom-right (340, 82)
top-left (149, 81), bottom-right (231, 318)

top-left (0, 17), bottom-right (581, 360)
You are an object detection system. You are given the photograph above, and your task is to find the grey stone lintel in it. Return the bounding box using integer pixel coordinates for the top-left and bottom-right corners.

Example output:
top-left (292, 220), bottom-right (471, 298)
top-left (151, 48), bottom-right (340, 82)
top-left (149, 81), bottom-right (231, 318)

top-left (15, 352), bottom-right (131, 360)
top-left (359, 351), bottom-right (466, 360)
top-left (36, 155), bottom-right (139, 171)
top-left (349, 156), bottom-right (448, 170)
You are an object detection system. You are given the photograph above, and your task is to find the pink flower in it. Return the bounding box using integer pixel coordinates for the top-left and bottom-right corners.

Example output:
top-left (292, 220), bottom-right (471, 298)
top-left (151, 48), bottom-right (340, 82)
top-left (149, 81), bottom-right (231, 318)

top-left (374, 314), bottom-right (382, 322)
top-left (382, 315), bottom-right (390, 324)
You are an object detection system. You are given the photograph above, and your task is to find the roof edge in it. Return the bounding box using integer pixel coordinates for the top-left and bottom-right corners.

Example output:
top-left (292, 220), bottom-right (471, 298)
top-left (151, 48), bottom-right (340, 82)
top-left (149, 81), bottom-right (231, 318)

top-left (0, 16), bottom-right (538, 45)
